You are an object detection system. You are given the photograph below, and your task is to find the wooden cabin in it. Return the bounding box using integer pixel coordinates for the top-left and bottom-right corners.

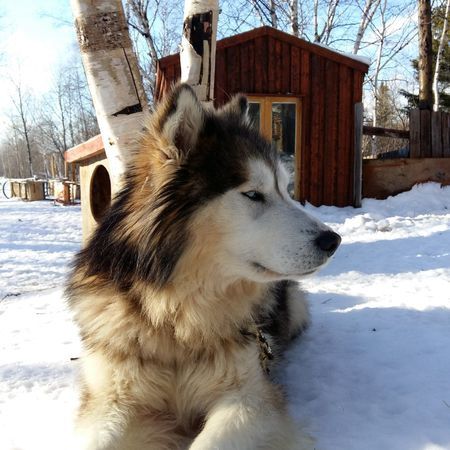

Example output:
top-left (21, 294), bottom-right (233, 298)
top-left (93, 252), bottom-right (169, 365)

top-left (65, 26), bottom-right (369, 240)
top-left (156, 26), bottom-right (369, 207)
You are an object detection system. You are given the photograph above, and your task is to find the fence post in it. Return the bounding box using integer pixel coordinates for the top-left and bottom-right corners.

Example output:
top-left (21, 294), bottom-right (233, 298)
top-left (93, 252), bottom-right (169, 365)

top-left (443, 112), bottom-right (450, 157)
top-left (410, 109), bottom-right (421, 158)
top-left (353, 102), bottom-right (363, 208)
top-left (431, 111), bottom-right (443, 157)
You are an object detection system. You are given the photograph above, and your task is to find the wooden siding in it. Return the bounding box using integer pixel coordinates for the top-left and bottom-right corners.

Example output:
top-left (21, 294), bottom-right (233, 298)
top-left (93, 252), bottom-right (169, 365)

top-left (156, 26), bottom-right (368, 207)
top-left (410, 109), bottom-right (450, 158)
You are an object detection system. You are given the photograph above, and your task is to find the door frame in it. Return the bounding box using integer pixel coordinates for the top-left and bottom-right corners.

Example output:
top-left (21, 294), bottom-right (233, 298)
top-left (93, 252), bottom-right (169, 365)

top-left (247, 95), bottom-right (302, 200)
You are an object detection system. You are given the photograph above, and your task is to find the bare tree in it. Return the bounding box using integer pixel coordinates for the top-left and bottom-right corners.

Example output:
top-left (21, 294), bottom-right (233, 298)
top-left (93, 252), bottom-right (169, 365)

top-left (432, 0), bottom-right (450, 111)
top-left (418, 0), bottom-right (433, 109)
top-left (9, 78), bottom-right (34, 177)
top-left (353, 0), bottom-right (382, 54)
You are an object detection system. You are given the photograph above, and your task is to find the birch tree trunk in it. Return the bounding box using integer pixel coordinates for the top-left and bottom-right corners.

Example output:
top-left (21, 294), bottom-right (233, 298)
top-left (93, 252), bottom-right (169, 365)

top-left (180, 0), bottom-right (220, 102)
top-left (418, 0), bottom-right (433, 110)
top-left (353, 0), bottom-right (382, 54)
top-left (71, 0), bottom-right (148, 194)
top-left (432, 0), bottom-right (450, 111)
top-left (290, 0), bottom-right (299, 37)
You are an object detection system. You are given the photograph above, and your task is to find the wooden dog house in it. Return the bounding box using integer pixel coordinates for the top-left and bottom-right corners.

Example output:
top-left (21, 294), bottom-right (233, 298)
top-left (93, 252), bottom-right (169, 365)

top-left (65, 135), bottom-right (111, 241)
top-left (156, 26), bottom-right (369, 207)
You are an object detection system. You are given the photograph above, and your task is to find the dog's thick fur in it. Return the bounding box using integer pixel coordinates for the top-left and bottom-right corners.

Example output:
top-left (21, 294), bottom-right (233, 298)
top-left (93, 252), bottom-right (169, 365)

top-left (67, 84), bottom-right (340, 450)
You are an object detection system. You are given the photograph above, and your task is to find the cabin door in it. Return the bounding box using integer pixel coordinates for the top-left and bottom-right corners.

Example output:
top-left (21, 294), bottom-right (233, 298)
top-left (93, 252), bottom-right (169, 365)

top-left (247, 96), bottom-right (301, 199)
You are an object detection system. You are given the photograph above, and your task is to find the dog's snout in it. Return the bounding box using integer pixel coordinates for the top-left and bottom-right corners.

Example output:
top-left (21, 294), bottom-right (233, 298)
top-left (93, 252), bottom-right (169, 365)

top-left (315, 230), bottom-right (341, 256)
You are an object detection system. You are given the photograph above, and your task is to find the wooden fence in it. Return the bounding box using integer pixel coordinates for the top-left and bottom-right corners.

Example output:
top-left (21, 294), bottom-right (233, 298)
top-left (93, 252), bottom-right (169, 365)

top-left (410, 109), bottom-right (450, 158)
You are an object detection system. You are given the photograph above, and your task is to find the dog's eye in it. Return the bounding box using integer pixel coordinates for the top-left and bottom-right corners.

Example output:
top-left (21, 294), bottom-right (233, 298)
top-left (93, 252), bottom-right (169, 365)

top-left (242, 191), bottom-right (265, 202)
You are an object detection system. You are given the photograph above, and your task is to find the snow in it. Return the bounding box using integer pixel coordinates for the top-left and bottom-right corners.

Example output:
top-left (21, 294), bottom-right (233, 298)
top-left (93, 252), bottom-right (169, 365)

top-left (1, 182), bottom-right (449, 450)
top-left (313, 41), bottom-right (371, 66)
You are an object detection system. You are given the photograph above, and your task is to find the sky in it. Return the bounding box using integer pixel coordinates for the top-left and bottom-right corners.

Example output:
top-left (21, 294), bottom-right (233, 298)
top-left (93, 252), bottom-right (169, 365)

top-left (0, 0), bottom-right (76, 124)
top-left (0, 0), bottom-right (419, 128)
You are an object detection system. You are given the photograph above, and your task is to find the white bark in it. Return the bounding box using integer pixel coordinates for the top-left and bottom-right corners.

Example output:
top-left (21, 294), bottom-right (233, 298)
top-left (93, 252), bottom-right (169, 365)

top-left (353, 0), bottom-right (382, 54)
top-left (71, 0), bottom-right (148, 194)
top-left (180, 0), bottom-right (220, 102)
top-left (290, 0), bottom-right (299, 37)
top-left (371, 0), bottom-right (387, 157)
top-left (432, 0), bottom-right (450, 111)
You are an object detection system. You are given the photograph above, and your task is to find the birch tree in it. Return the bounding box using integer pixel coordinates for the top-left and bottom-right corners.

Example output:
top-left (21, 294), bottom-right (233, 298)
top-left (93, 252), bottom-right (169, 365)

top-left (353, 0), bottom-right (382, 54)
top-left (180, 0), bottom-right (220, 102)
top-left (432, 0), bottom-right (450, 111)
top-left (71, 0), bottom-right (148, 193)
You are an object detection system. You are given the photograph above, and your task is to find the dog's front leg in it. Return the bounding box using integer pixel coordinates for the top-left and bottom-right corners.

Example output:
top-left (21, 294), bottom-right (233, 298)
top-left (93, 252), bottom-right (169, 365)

top-left (189, 388), bottom-right (311, 450)
top-left (72, 394), bottom-right (134, 450)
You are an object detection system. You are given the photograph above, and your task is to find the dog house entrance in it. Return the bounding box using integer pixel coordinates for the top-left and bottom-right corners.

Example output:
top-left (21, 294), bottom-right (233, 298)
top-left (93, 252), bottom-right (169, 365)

top-left (248, 96), bottom-right (300, 156)
top-left (90, 164), bottom-right (111, 222)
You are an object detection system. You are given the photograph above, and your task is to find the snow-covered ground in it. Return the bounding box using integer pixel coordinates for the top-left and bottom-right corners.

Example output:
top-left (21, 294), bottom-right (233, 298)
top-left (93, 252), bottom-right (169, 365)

top-left (1, 182), bottom-right (449, 450)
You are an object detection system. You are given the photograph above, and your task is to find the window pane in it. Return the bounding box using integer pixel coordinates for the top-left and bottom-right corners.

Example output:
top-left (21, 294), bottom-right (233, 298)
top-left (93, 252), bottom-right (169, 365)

top-left (271, 103), bottom-right (296, 154)
top-left (248, 102), bottom-right (261, 130)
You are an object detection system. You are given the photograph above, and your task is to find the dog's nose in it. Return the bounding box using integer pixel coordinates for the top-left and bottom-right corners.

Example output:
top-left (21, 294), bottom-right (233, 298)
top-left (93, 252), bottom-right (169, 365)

top-left (315, 231), bottom-right (341, 256)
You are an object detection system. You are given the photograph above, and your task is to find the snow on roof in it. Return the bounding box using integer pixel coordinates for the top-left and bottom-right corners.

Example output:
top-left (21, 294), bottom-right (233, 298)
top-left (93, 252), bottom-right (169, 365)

top-left (313, 41), bottom-right (371, 67)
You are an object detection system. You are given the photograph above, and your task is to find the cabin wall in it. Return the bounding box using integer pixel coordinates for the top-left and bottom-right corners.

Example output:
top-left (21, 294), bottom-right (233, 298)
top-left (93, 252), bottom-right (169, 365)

top-left (156, 28), bottom-right (367, 207)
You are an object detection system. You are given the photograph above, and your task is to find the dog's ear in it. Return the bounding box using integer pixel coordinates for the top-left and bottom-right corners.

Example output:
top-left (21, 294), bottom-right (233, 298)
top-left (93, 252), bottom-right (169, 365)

top-left (155, 83), bottom-right (204, 158)
top-left (217, 94), bottom-right (250, 125)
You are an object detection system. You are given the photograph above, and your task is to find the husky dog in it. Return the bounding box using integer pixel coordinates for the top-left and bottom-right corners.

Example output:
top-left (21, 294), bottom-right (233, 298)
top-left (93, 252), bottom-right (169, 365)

top-left (67, 84), bottom-right (341, 450)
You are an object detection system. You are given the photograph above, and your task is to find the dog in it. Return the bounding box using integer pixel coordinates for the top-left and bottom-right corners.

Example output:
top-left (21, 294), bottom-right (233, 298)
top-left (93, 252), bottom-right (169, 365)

top-left (66, 83), bottom-right (341, 450)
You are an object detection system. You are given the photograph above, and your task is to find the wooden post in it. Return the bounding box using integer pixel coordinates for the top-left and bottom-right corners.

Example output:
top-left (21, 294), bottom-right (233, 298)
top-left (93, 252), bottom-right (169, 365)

top-left (180, 0), bottom-right (220, 102)
top-left (71, 0), bottom-right (148, 194)
top-left (353, 102), bottom-right (363, 208)
top-left (418, 0), bottom-right (433, 110)
top-left (410, 109), bottom-right (421, 158)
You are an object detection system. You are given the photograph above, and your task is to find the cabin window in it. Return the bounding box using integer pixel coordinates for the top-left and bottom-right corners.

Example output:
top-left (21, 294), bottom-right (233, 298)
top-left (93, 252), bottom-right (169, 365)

top-left (247, 96), bottom-right (300, 156)
top-left (248, 102), bottom-right (261, 130)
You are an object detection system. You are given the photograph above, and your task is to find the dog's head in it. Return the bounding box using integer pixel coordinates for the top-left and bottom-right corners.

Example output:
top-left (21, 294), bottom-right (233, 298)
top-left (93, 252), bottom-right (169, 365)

top-left (85, 84), bottom-right (340, 289)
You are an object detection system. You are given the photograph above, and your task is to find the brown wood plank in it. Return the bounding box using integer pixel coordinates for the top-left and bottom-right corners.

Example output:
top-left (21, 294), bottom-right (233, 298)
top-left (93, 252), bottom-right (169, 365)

top-left (214, 49), bottom-right (227, 106)
top-left (239, 41), bottom-right (251, 92)
top-left (336, 64), bottom-right (353, 206)
top-left (443, 113), bottom-right (450, 157)
top-left (409, 109), bottom-right (421, 158)
top-left (300, 50), bottom-right (310, 97)
top-left (363, 126), bottom-right (409, 139)
top-left (353, 70), bottom-right (363, 103)
top-left (431, 111), bottom-right (442, 157)
top-left (274, 39), bottom-right (283, 93)
top-left (322, 59), bottom-right (339, 205)
top-left (254, 36), bottom-right (268, 93)
top-left (65, 135), bottom-right (104, 163)
top-left (166, 64), bottom-right (175, 85)
top-left (309, 54), bottom-right (325, 205)
top-left (267, 36), bottom-right (277, 93)
top-left (290, 46), bottom-right (301, 95)
top-left (247, 40), bottom-right (255, 93)
top-left (281, 41), bottom-right (290, 93)
top-left (226, 45), bottom-right (241, 94)
top-left (420, 109), bottom-right (432, 158)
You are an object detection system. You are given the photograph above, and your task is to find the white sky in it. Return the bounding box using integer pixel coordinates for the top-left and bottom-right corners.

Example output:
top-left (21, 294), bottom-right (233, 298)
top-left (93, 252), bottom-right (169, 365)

top-left (0, 0), bottom-right (419, 128)
top-left (0, 0), bottom-right (76, 125)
